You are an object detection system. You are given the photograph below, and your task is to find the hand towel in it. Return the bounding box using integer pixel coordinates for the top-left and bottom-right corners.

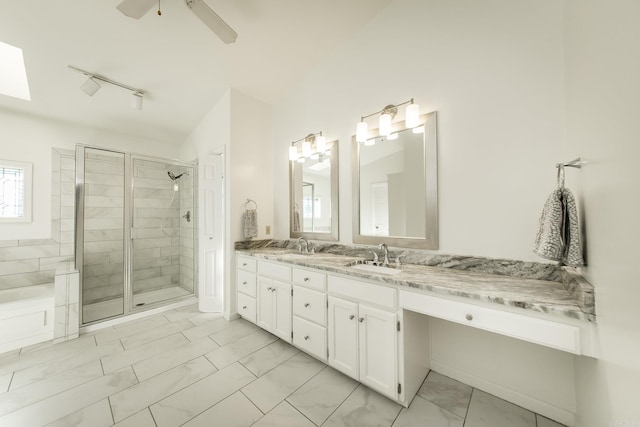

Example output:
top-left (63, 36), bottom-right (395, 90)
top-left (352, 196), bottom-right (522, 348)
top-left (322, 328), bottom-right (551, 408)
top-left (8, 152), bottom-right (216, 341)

top-left (293, 205), bottom-right (301, 232)
top-left (243, 209), bottom-right (257, 239)
top-left (533, 187), bottom-right (584, 266)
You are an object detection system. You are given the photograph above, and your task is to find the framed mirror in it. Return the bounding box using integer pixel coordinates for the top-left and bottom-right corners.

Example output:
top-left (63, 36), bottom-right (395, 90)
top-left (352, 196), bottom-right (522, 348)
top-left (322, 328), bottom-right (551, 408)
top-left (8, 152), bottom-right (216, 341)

top-left (290, 140), bottom-right (339, 241)
top-left (352, 112), bottom-right (437, 249)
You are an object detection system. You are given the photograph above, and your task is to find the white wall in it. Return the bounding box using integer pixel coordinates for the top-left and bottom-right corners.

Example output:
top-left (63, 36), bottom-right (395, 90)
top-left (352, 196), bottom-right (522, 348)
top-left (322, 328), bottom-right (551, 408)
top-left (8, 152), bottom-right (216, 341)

top-left (0, 110), bottom-right (180, 241)
top-left (272, 0), bottom-right (574, 422)
top-left (564, 0), bottom-right (640, 425)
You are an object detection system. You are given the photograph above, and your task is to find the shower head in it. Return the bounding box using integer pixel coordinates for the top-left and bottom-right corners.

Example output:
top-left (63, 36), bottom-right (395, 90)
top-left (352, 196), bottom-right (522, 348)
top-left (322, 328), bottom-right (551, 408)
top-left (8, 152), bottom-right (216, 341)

top-left (167, 171), bottom-right (188, 181)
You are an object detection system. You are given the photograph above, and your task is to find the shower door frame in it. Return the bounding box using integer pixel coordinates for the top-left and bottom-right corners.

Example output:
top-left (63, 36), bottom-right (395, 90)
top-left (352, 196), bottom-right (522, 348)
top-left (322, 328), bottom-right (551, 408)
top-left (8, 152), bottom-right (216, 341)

top-left (75, 145), bottom-right (198, 326)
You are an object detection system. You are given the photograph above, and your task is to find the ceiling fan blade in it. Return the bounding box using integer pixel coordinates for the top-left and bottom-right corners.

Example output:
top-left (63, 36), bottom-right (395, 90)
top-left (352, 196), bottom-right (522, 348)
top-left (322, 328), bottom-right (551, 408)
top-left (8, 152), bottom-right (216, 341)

top-left (185, 0), bottom-right (238, 44)
top-left (117, 0), bottom-right (157, 19)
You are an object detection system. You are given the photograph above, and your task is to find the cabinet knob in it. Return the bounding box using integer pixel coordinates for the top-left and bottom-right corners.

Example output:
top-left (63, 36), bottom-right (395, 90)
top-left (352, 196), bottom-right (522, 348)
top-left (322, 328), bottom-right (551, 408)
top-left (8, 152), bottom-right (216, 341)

top-left (304, 303), bottom-right (310, 308)
top-left (242, 281), bottom-right (247, 285)
top-left (349, 315), bottom-right (355, 320)
top-left (465, 313), bottom-right (473, 321)
top-left (271, 288), bottom-right (276, 292)
top-left (242, 263), bottom-right (247, 267)
top-left (359, 317), bottom-right (364, 323)
top-left (267, 287), bottom-right (273, 291)
top-left (303, 277), bottom-right (309, 282)
top-left (304, 335), bottom-right (310, 341)
top-left (242, 305), bottom-right (247, 310)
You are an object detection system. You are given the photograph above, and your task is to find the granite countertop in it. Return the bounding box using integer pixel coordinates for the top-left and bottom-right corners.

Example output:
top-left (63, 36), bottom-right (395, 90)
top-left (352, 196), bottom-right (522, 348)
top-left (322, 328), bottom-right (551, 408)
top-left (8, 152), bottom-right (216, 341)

top-left (237, 247), bottom-right (596, 323)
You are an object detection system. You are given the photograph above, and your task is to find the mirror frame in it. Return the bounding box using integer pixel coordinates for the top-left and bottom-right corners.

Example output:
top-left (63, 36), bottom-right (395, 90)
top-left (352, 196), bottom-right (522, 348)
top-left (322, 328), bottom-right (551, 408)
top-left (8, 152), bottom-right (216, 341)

top-left (352, 111), bottom-right (438, 249)
top-left (290, 139), bottom-right (339, 241)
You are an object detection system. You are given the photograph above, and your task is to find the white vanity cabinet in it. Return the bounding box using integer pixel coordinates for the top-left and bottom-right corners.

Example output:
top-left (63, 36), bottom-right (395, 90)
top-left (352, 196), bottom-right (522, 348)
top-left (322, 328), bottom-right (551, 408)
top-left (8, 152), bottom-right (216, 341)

top-left (256, 260), bottom-right (292, 343)
top-left (327, 275), bottom-right (399, 400)
top-left (236, 255), bottom-right (257, 323)
top-left (291, 267), bottom-right (327, 361)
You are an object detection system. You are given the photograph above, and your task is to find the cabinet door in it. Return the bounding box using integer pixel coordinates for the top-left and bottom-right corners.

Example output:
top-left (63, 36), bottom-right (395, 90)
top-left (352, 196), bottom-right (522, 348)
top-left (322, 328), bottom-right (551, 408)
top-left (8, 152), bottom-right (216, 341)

top-left (273, 280), bottom-right (292, 343)
top-left (328, 296), bottom-right (358, 379)
top-left (358, 304), bottom-right (397, 399)
top-left (257, 277), bottom-right (274, 331)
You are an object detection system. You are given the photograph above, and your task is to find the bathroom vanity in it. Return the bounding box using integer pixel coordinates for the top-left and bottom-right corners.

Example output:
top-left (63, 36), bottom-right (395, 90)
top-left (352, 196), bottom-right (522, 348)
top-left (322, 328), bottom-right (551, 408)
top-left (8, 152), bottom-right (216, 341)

top-left (235, 248), bottom-right (596, 411)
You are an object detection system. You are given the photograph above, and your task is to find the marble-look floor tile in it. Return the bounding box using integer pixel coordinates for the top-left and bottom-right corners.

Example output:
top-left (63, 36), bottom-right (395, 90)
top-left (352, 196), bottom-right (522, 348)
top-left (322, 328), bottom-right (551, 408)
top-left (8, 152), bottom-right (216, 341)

top-left (185, 312), bottom-right (225, 326)
top-left (94, 315), bottom-right (170, 345)
top-left (241, 351), bottom-right (326, 413)
top-left (537, 415), bottom-right (566, 427)
top-left (132, 336), bottom-right (219, 381)
top-left (418, 371), bottom-right (473, 417)
top-left (150, 362), bottom-right (256, 427)
top-left (287, 365), bottom-right (359, 425)
top-left (0, 361), bottom-right (103, 416)
top-left (113, 409), bottom-right (157, 427)
top-left (10, 340), bottom-right (123, 389)
top-left (101, 333), bottom-right (188, 373)
top-left (182, 317), bottom-right (235, 341)
top-left (0, 367), bottom-right (137, 426)
top-left (181, 391), bottom-right (263, 427)
top-left (205, 329), bottom-right (279, 369)
top-left (392, 395), bottom-right (464, 427)
top-left (0, 373), bottom-right (12, 393)
top-left (464, 390), bottom-right (536, 427)
top-left (252, 401), bottom-right (315, 427)
top-left (209, 318), bottom-right (260, 346)
top-left (239, 339), bottom-right (299, 377)
top-left (44, 398), bottom-right (113, 427)
top-left (120, 319), bottom-right (194, 350)
top-left (323, 385), bottom-right (402, 427)
top-left (110, 356), bottom-right (216, 422)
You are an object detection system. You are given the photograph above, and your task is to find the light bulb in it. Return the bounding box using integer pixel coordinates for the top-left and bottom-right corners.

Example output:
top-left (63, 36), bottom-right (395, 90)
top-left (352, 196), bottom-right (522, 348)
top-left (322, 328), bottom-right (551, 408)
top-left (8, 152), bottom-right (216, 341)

top-left (405, 103), bottom-right (420, 128)
top-left (302, 140), bottom-right (312, 157)
top-left (379, 113), bottom-right (392, 137)
top-left (289, 145), bottom-right (298, 161)
top-left (315, 135), bottom-right (326, 153)
top-left (356, 121), bottom-right (368, 143)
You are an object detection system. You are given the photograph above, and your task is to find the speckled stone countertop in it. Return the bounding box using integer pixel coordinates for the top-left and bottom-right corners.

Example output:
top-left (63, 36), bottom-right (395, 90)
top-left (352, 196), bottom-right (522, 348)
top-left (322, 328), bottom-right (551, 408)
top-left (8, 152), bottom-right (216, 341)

top-left (236, 240), bottom-right (596, 323)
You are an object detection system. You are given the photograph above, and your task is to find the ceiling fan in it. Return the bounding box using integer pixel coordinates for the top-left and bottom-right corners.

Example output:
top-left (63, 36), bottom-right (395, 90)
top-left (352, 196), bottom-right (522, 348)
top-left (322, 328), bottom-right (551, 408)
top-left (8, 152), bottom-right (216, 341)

top-left (116, 0), bottom-right (238, 44)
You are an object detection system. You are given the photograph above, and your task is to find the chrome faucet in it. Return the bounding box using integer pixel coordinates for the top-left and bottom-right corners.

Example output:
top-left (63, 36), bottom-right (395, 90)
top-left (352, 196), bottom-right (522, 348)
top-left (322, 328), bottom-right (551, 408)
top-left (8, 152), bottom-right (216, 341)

top-left (297, 237), bottom-right (309, 254)
top-left (378, 243), bottom-right (390, 266)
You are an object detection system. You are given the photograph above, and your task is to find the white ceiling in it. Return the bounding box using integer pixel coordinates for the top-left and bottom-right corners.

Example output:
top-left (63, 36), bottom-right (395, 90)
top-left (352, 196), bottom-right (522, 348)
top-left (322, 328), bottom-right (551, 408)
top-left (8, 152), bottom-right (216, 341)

top-left (0, 0), bottom-right (391, 144)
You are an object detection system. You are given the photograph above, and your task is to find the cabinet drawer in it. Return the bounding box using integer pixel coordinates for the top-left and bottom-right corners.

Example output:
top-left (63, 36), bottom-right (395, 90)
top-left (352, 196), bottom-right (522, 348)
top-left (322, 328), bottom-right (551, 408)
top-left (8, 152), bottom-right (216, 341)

top-left (258, 261), bottom-right (291, 282)
top-left (237, 293), bottom-right (256, 323)
top-left (328, 275), bottom-right (396, 311)
top-left (399, 290), bottom-right (581, 354)
top-left (237, 255), bottom-right (257, 272)
top-left (293, 316), bottom-right (327, 361)
top-left (293, 286), bottom-right (326, 326)
top-left (292, 268), bottom-right (326, 291)
top-left (237, 270), bottom-right (256, 297)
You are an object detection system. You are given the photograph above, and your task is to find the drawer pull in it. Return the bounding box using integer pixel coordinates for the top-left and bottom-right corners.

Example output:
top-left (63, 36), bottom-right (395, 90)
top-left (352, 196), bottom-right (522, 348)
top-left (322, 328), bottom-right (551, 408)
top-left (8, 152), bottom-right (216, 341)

top-left (465, 313), bottom-right (473, 321)
top-left (242, 263), bottom-right (247, 267)
top-left (359, 317), bottom-right (364, 323)
top-left (304, 303), bottom-right (310, 308)
top-left (304, 335), bottom-right (310, 341)
top-left (349, 315), bottom-right (355, 320)
top-left (304, 277), bottom-right (310, 282)
top-left (242, 305), bottom-right (247, 310)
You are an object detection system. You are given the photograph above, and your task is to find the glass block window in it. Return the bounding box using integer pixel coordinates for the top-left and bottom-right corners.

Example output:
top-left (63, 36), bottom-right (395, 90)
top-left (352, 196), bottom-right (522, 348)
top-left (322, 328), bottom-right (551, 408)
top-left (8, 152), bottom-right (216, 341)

top-left (0, 160), bottom-right (32, 222)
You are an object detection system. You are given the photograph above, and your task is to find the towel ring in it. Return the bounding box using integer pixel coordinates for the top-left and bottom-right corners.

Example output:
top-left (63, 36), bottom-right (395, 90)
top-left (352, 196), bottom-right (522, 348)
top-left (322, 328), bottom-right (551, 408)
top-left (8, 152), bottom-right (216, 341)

top-left (557, 165), bottom-right (565, 188)
top-left (245, 199), bottom-right (257, 210)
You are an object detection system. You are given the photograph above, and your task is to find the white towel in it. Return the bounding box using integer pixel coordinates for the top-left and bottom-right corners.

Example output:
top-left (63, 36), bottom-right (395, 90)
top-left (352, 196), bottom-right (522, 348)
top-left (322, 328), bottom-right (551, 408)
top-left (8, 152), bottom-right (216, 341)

top-left (533, 187), bottom-right (584, 266)
top-left (293, 205), bottom-right (301, 232)
top-left (243, 209), bottom-right (257, 239)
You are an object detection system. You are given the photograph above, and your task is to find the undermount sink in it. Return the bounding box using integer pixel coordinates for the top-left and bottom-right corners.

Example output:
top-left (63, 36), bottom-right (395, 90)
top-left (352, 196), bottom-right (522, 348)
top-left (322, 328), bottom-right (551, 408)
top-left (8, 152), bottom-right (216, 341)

top-left (349, 263), bottom-right (402, 275)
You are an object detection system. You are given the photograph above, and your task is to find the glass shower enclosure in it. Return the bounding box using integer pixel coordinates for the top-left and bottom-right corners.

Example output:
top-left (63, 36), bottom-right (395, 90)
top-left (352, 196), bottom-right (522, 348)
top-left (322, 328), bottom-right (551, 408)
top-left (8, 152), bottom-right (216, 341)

top-left (75, 146), bottom-right (197, 325)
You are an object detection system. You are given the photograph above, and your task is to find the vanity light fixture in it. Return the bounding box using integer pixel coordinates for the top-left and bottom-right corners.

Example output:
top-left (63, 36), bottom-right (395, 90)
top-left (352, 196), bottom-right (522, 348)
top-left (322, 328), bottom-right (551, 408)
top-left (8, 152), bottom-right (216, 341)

top-left (289, 132), bottom-right (328, 163)
top-left (356, 98), bottom-right (420, 143)
top-left (68, 65), bottom-right (145, 110)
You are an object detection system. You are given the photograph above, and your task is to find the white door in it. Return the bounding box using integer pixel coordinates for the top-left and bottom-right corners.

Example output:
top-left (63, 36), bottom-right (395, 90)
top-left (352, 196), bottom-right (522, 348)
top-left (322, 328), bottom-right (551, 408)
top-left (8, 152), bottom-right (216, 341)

top-left (257, 278), bottom-right (274, 331)
top-left (273, 281), bottom-right (292, 343)
top-left (328, 296), bottom-right (359, 379)
top-left (198, 153), bottom-right (225, 312)
top-left (358, 304), bottom-right (397, 399)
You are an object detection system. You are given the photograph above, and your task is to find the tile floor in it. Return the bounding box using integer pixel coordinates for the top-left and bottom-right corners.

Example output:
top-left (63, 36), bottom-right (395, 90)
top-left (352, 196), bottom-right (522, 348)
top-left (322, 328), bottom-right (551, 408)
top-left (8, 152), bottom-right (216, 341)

top-left (0, 304), bottom-right (567, 427)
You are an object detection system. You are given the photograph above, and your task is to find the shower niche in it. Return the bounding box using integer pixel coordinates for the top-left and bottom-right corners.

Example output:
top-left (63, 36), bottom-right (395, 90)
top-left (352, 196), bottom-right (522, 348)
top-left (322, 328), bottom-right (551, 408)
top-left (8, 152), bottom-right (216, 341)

top-left (75, 146), bottom-right (197, 325)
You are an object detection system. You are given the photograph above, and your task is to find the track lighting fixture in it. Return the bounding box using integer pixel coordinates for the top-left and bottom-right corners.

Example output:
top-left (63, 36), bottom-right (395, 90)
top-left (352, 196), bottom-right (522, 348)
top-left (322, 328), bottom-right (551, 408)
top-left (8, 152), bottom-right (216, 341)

top-left (356, 98), bottom-right (420, 143)
top-left (68, 65), bottom-right (145, 110)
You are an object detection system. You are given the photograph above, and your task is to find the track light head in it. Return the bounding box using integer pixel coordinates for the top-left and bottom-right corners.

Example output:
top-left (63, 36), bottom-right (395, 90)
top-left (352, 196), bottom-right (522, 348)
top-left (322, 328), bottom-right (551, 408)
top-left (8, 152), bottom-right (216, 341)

top-left (80, 77), bottom-right (101, 96)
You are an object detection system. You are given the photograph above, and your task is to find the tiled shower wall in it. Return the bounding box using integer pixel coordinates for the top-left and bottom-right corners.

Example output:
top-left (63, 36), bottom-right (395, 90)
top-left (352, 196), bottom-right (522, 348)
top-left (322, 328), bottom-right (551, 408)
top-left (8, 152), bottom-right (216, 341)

top-left (0, 149), bottom-right (75, 289)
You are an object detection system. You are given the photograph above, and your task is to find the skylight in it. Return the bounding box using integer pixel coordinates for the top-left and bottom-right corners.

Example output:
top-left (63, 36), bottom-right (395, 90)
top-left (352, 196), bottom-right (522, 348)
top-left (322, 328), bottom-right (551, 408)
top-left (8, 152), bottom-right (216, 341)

top-left (0, 41), bottom-right (31, 101)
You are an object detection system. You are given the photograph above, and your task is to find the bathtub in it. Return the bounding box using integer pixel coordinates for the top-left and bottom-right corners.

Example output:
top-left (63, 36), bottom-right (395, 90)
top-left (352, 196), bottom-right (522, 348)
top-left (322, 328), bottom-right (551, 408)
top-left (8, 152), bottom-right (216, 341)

top-left (0, 284), bottom-right (55, 355)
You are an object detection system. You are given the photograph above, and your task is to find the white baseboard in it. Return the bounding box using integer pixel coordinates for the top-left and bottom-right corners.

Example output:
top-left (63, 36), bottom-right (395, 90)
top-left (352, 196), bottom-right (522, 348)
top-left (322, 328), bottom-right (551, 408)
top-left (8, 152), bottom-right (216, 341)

top-left (430, 359), bottom-right (576, 427)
